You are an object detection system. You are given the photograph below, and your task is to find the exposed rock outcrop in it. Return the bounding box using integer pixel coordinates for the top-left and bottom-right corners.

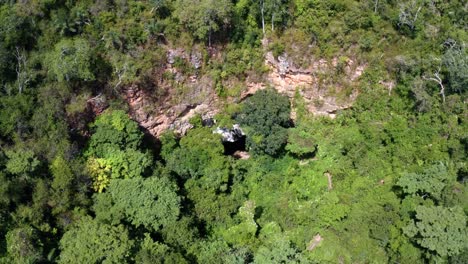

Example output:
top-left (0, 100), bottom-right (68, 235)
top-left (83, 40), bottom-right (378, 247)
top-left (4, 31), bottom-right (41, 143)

top-left (244, 52), bottom-right (365, 118)
top-left (214, 124), bottom-right (245, 143)
top-left (123, 45), bottom-right (366, 138)
top-left (307, 234), bottom-right (323, 251)
top-left (123, 84), bottom-right (218, 137)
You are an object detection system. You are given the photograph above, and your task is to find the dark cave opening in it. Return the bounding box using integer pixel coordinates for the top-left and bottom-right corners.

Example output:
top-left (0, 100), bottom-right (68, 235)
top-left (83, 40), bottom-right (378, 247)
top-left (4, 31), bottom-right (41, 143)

top-left (222, 135), bottom-right (246, 155)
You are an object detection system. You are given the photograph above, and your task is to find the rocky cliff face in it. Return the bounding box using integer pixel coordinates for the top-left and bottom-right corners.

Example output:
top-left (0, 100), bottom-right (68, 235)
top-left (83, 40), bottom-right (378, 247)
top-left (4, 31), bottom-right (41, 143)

top-left (123, 45), bottom-right (366, 138)
top-left (244, 52), bottom-right (364, 118)
top-left (124, 84), bottom-right (219, 137)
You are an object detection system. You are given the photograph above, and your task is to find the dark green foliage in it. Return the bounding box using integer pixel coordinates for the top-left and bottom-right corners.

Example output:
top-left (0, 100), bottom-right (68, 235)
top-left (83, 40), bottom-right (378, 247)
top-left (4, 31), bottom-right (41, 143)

top-left (0, 5), bottom-right (35, 49)
top-left (0, 173), bottom-right (9, 211)
top-left (443, 43), bottom-right (467, 94)
top-left (236, 89), bottom-right (291, 156)
top-left (0, 94), bottom-right (33, 138)
top-left (0, 0), bottom-right (466, 263)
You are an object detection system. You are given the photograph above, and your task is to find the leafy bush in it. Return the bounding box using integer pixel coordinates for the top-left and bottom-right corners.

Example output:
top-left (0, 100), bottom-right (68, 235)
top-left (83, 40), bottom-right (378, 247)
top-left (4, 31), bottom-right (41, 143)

top-left (236, 89), bottom-right (291, 156)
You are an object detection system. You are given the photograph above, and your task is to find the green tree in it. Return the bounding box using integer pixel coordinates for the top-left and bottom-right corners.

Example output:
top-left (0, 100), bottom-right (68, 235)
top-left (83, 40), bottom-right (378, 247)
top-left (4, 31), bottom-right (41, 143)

top-left (254, 237), bottom-right (303, 264)
top-left (86, 110), bottom-right (143, 157)
top-left (94, 176), bottom-right (180, 231)
top-left (403, 205), bottom-right (467, 259)
top-left (190, 239), bottom-right (250, 264)
top-left (263, 0), bottom-right (289, 32)
top-left (59, 216), bottom-right (134, 264)
top-left (85, 110), bottom-right (152, 192)
top-left (49, 156), bottom-right (74, 215)
top-left (165, 127), bottom-right (225, 180)
top-left (0, 5), bottom-right (34, 49)
top-left (175, 0), bottom-right (233, 46)
top-left (0, 173), bottom-right (9, 210)
top-left (223, 200), bottom-right (258, 246)
top-left (47, 38), bottom-right (94, 82)
top-left (397, 164), bottom-right (451, 202)
top-left (443, 41), bottom-right (467, 94)
top-left (236, 89), bottom-right (291, 156)
top-left (5, 226), bottom-right (42, 264)
top-left (135, 234), bottom-right (187, 264)
top-left (286, 121), bottom-right (317, 158)
top-left (0, 94), bottom-right (32, 138)
top-left (164, 128), bottom-right (240, 224)
top-left (4, 149), bottom-right (39, 178)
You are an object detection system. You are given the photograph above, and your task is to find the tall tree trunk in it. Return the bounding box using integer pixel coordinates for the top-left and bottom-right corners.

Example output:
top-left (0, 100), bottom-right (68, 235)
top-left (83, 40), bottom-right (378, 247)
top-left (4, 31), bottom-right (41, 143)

top-left (261, 0), bottom-right (265, 35)
top-left (208, 30), bottom-right (212, 47)
top-left (271, 13), bottom-right (275, 31)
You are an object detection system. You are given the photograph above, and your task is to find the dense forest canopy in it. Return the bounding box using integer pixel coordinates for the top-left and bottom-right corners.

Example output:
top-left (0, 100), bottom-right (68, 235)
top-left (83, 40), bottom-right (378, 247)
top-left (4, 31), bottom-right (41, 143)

top-left (0, 0), bottom-right (467, 263)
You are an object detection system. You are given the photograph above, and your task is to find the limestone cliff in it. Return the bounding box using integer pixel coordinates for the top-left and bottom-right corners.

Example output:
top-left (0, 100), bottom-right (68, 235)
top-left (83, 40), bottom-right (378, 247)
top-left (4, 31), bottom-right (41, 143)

top-left (122, 45), bottom-right (366, 137)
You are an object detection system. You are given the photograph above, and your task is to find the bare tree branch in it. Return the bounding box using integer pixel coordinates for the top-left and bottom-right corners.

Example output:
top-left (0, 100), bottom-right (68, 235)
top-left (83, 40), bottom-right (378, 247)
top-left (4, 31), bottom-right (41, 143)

top-left (14, 46), bottom-right (30, 94)
top-left (423, 67), bottom-right (445, 103)
top-left (113, 62), bottom-right (128, 92)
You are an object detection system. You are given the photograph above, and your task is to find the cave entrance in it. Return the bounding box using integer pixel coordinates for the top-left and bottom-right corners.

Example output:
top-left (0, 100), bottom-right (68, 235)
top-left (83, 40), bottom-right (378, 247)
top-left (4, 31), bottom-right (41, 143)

top-left (223, 135), bottom-right (246, 155)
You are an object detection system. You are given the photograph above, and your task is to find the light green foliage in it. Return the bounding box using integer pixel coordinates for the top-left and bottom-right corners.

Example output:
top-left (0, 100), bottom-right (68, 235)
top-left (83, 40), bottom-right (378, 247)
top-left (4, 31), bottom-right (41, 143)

top-left (316, 192), bottom-right (350, 227)
top-left (397, 164), bottom-right (451, 201)
top-left (5, 226), bottom-right (42, 264)
top-left (59, 216), bottom-right (134, 264)
top-left (215, 44), bottom-right (266, 81)
top-left (86, 110), bottom-right (143, 155)
top-left (94, 176), bottom-right (180, 231)
top-left (403, 205), bottom-right (467, 258)
top-left (85, 110), bottom-right (152, 191)
top-left (223, 200), bottom-right (258, 245)
top-left (135, 234), bottom-right (187, 264)
top-left (47, 38), bottom-right (94, 82)
top-left (236, 89), bottom-right (291, 156)
top-left (87, 149), bottom-right (152, 191)
top-left (286, 122), bottom-right (317, 157)
top-left (175, 0), bottom-right (233, 44)
top-left (49, 156), bottom-right (74, 215)
top-left (86, 158), bottom-right (112, 193)
top-left (190, 239), bottom-right (249, 264)
top-left (5, 149), bottom-right (39, 177)
top-left (254, 235), bottom-right (303, 264)
top-left (166, 127), bottom-right (225, 179)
